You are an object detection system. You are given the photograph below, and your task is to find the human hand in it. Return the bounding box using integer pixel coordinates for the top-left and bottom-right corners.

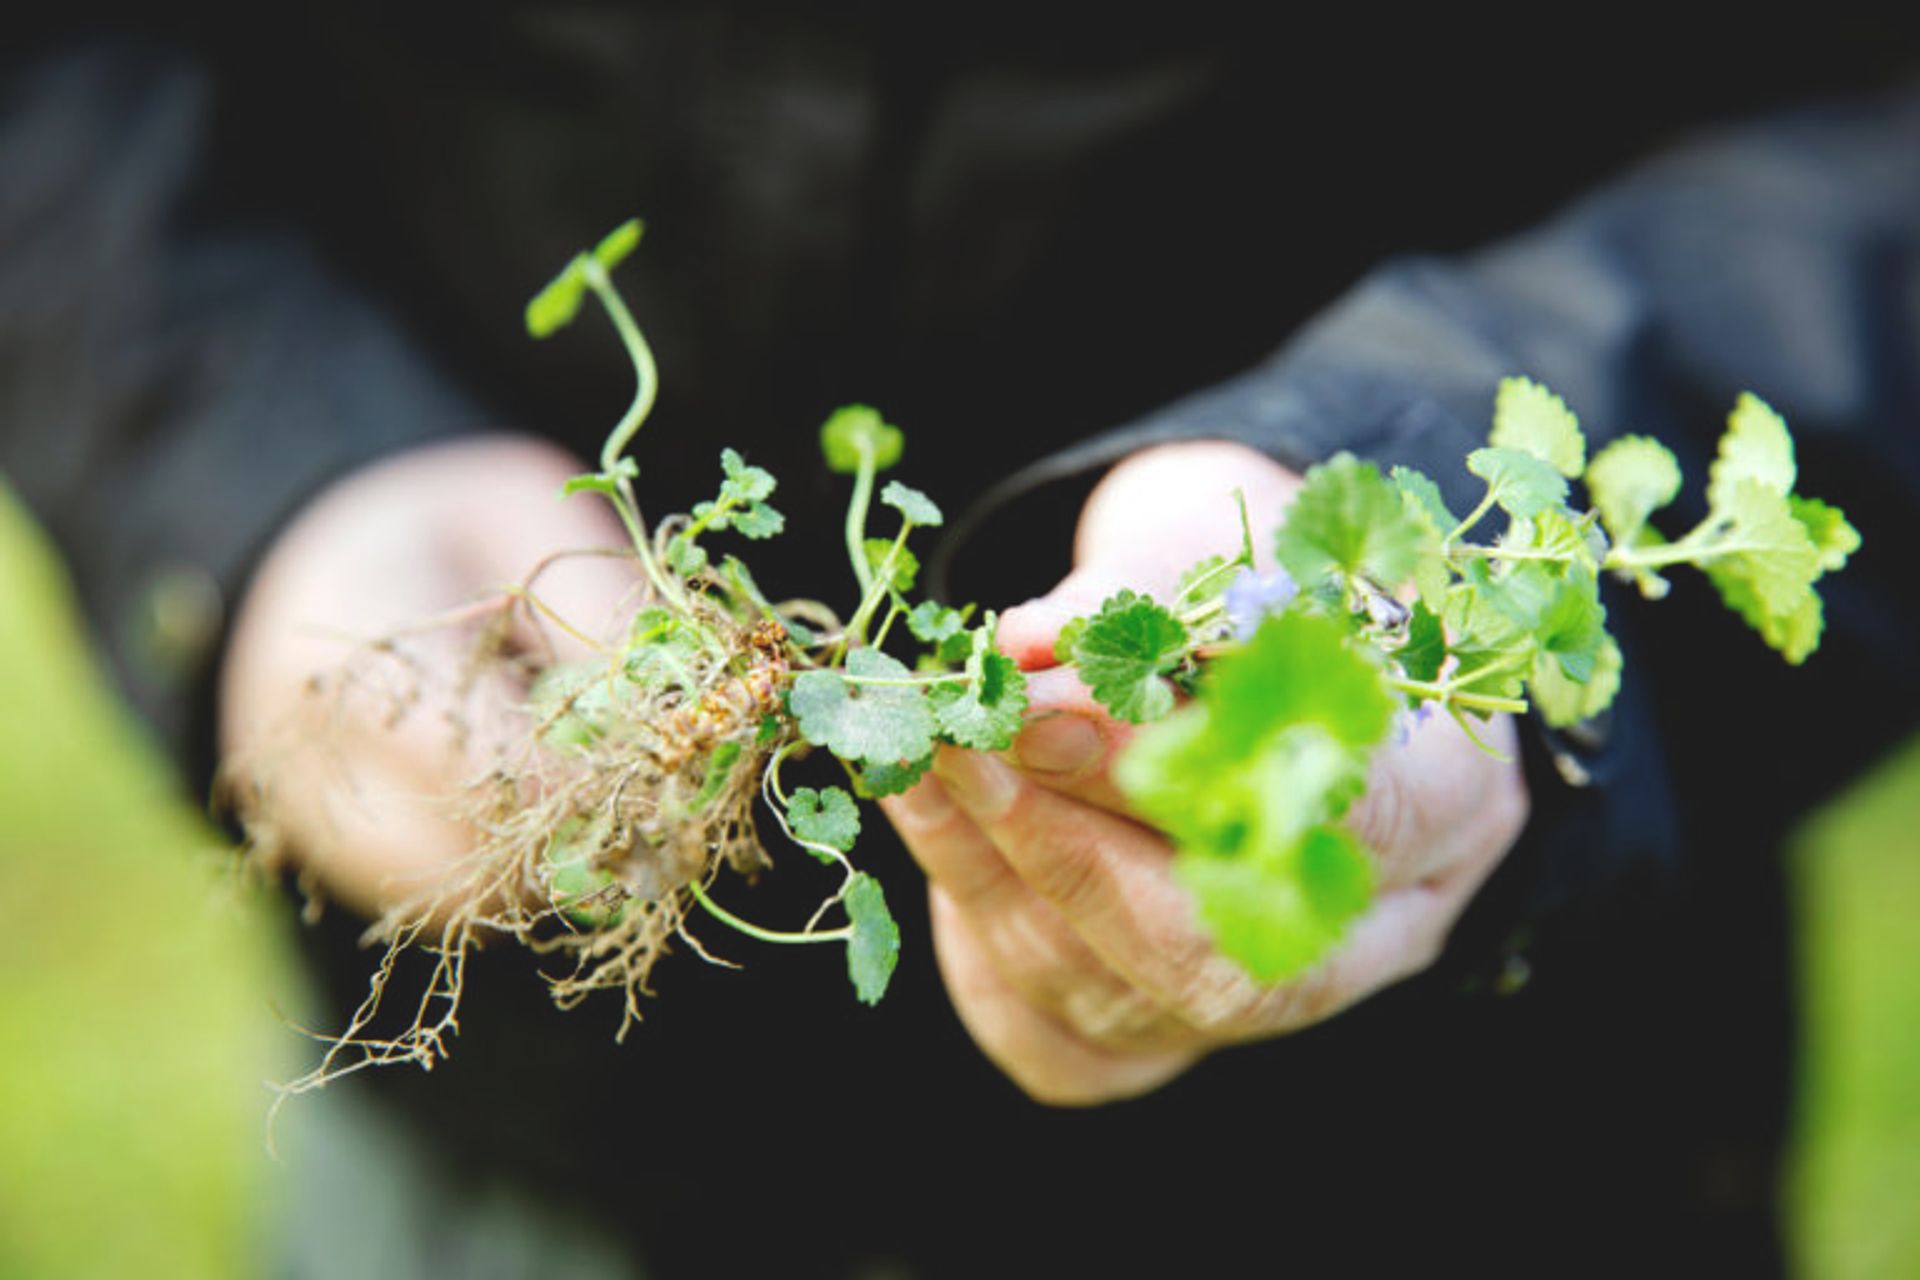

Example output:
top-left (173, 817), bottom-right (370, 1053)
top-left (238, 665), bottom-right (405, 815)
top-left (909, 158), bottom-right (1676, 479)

top-left (880, 441), bottom-right (1530, 1105)
top-left (218, 436), bottom-right (642, 919)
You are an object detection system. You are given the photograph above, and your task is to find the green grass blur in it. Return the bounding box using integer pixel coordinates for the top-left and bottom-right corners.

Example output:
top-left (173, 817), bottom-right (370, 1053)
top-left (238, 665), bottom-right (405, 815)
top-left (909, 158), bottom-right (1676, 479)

top-left (1790, 732), bottom-right (1920, 1278)
top-left (0, 481), bottom-right (1913, 1277)
top-left (0, 482), bottom-right (292, 1279)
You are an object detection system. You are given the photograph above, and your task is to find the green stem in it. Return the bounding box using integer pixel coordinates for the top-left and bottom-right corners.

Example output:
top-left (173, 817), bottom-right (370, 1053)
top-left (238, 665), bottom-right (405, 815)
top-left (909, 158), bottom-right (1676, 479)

top-left (848, 528), bottom-right (913, 642)
top-left (1385, 675), bottom-right (1529, 717)
top-left (841, 670), bottom-right (968, 689)
top-left (1176, 559), bottom-right (1243, 610)
top-left (844, 442), bottom-right (879, 600)
top-left (1445, 490), bottom-right (1499, 550)
top-left (581, 260), bottom-right (659, 476)
top-left (1603, 525), bottom-right (1726, 571)
top-left (575, 258), bottom-right (683, 607)
top-left (871, 600), bottom-right (908, 650)
top-left (1450, 543), bottom-right (1577, 564)
top-left (688, 882), bottom-right (850, 945)
top-left (1179, 598), bottom-right (1228, 630)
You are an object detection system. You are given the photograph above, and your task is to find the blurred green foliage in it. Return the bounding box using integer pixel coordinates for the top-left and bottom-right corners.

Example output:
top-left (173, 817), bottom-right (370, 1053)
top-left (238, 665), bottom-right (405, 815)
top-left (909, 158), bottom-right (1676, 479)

top-left (0, 478), bottom-right (1912, 1276)
top-left (1791, 731), bottom-right (1920, 1278)
top-left (0, 481), bottom-right (291, 1279)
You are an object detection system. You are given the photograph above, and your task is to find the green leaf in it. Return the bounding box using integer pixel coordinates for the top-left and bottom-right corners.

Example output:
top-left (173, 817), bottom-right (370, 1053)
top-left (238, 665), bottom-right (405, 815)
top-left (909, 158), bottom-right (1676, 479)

top-left (1175, 827), bottom-right (1372, 984)
top-left (543, 814), bottom-right (624, 928)
top-left (1708, 561), bottom-right (1825, 664)
top-left (1531, 566), bottom-right (1607, 683)
top-left (1176, 554), bottom-right (1231, 606)
top-left (730, 502), bottom-right (785, 539)
top-left (1490, 376), bottom-right (1586, 478)
top-left (1066, 590), bottom-right (1190, 723)
top-left (1466, 447), bottom-right (1569, 521)
top-left (1274, 453), bottom-right (1429, 588)
top-left (880, 481), bottom-right (943, 528)
top-left (820, 405), bottom-right (904, 474)
top-left (1394, 602), bottom-right (1447, 684)
top-left (591, 218), bottom-right (644, 274)
top-left (788, 647), bottom-right (936, 767)
top-left (930, 644), bottom-right (1028, 751)
top-left (1709, 392), bottom-right (1796, 509)
top-left (525, 255), bottom-right (589, 338)
top-left (1710, 480), bottom-right (1822, 618)
top-left (690, 740), bottom-right (744, 812)
top-left (1392, 465), bottom-right (1457, 531)
top-left (1051, 616), bottom-right (1087, 666)
top-left (863, 538), bottom-right (919, 592)
top-left (788, 786), bottom-right (860, 858)
top-left (844, 873), bottom-right (901, 1005)
top-left (1123, 715), bottom-right (1367, 860)
top-left (1201, 611), bottom-right (1397, 753)
top-left (1461, 558), bottom-right (1555, 640)
top-left (719, 448), bottom-right (777, 503)
top-left (1530, 633), bottom-right (1622, 727)
top-left (1448, 643), bottom-right (1529, 704)
top-left (665, 536), bottom-right (708, 576)
top-left (1586, 435), bottom-right (1681, 548)
top-left (528, 662), bottom-right (631, 752)
top-left (852, 752), bottom-right (934, 799)
top-left (1113, 611), bottom-right (1392, 983)
top-left (560, 472), bottom-right (620, 499)
top-left (1503, 508), bottom-right (1603, 573)
top-left (1790, 496), bottom-right (1861, 573)
top-left (907, 601), bottom-right (970, 648)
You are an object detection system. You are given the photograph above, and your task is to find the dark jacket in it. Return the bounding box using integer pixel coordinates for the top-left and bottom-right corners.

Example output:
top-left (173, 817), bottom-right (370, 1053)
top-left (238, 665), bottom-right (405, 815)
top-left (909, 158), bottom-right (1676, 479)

top-left (5, 13), bottom-right (1918, 1276)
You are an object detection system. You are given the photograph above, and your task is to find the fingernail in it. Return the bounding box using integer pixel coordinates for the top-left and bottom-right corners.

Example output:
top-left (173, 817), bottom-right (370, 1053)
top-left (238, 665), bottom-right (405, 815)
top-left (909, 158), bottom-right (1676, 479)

top-left (1013, 714), bottom-right (1104, 776)
top-left (889, 778), bottom-right (956, 830)
top-left (933, 749), bottom-right (1019, 819)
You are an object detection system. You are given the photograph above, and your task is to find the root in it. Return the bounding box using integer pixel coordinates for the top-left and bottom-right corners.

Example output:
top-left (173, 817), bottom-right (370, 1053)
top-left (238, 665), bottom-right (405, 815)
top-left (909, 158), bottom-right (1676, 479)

top-left (231, 544), bottom-right (814, 1100)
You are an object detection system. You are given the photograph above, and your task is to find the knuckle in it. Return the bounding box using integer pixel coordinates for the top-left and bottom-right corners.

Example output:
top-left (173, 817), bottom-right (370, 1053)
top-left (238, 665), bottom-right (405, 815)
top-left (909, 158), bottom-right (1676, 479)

top-left (1170, 952), bottom-right (1265, 1040)
top-left (1059, 983), bottom-right (1166, 1046)
top-left (1352, 768), bottom-right (1406, 862)
top-left (1010, 820), bottom-right (1108, 915)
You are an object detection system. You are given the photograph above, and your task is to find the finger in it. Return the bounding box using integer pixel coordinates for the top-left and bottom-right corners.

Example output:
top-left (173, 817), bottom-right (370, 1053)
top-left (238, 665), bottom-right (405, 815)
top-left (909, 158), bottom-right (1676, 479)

top-left (930, 747), bottom-right (1284, 1041)
top-left (882, 779), bottom-right (1185, 1050)
top-left (1345, 708), bottom-right (1526, 890)
top-left (928, 886), bottom-right (1201, 1106)
top-left (456, 442), bottom-right (645, 664)
top-left (994, 565), bottom-right (1135, 671)
top-left (1001, 667), bottom-right (1140, 816)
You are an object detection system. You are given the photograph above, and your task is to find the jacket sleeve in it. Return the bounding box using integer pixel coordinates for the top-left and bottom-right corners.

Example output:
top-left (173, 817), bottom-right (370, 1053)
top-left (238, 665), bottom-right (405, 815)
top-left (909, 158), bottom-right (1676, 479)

top-left (0, 40), bottom-right (480, 777)
top-left (948, 85), bottom-right (1920, 971)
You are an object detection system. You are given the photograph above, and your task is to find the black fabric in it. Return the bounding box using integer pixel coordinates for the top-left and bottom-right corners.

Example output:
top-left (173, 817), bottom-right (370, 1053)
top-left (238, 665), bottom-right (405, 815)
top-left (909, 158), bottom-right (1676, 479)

top-left (5, 14), bottom-right (1919, 1277)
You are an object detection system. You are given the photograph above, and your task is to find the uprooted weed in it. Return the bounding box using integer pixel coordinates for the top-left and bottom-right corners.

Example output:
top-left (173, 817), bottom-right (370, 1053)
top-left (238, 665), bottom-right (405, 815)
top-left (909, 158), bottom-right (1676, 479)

top-left (225, 541), bottom-right (821, 1108)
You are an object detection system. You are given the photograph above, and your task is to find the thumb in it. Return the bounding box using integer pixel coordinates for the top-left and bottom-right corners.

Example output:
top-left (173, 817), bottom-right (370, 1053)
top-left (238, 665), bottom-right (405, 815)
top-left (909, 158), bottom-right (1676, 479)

top-left (994, 565), bottom-right (1136, 671)
top-left (997, 441), bottom-right (1303, 670)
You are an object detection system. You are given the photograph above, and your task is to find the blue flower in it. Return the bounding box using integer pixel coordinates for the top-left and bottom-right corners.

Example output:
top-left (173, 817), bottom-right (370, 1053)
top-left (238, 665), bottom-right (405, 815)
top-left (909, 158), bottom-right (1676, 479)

top-left (1223, 567), bottom-right (1299, 641)
top-left (1392, 701), bottom-right (1436, 745)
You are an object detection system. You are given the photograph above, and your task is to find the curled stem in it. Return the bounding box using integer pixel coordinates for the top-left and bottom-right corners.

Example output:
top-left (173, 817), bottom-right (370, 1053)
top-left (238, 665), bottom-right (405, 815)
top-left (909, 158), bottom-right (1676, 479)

top-left (688, 882), bottom-right (850, 946)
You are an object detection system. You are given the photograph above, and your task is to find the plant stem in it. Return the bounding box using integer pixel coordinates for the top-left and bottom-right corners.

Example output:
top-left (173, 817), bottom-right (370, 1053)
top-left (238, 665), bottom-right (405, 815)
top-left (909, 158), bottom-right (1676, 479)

top-left (871, 600), bottom-right (907, 649)
top-left (843, 526), bottom-right (911, 652)
top-left (577, 258), bottom-right (684, 608)
top-left (1444, 490), bottom-right (1499, 550)
top-left (845, 442), bottom-right (879, 600)
top-left (841, 670), bottom-right (969, 689)
top-left (688, 882), bottom-right (850, 945)
top-left (1604, 525), bottom-right (1727, 570)
top-left (581, 260), bottom-right (659, 476)
top-left (1385, 674), bottom-right (1528, 716)
top-left (1450, 543), bottom-right (1576, 564)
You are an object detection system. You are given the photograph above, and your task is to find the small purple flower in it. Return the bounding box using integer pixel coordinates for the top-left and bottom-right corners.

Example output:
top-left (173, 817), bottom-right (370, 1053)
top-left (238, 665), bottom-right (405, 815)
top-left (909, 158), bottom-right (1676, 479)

top-left (1224, 567), bottom-right (1299, 641)
top-left (1393, 701), bottom-right (1436, 745)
